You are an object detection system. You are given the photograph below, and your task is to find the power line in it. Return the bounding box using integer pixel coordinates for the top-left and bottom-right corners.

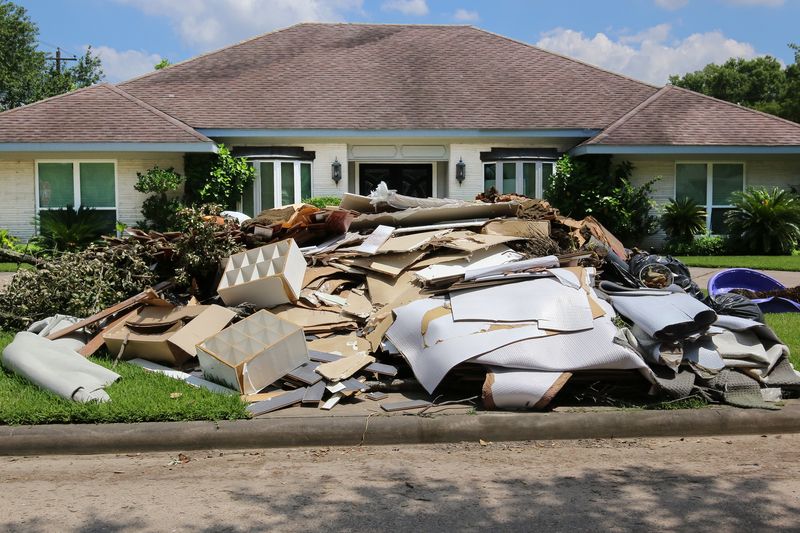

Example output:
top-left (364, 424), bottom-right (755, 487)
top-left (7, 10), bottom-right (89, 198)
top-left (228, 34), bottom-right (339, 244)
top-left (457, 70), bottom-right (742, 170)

top-left (44, 47), bottom-right (77, 74)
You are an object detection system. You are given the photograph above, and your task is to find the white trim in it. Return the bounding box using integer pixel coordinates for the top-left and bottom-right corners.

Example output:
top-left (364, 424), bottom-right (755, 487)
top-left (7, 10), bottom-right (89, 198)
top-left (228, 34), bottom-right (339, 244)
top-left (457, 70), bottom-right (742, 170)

top-left (243, 159), bottom-right (314, 212)
top-left (673, 161), bottom-right (746, 232)
top-left (483, 160), bottom-right (555, 197)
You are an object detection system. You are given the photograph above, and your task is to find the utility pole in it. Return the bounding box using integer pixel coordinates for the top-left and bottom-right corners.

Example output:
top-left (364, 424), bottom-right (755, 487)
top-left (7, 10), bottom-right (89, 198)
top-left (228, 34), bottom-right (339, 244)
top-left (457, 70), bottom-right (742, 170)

top-left (45, 47), bottom-right (77, 74)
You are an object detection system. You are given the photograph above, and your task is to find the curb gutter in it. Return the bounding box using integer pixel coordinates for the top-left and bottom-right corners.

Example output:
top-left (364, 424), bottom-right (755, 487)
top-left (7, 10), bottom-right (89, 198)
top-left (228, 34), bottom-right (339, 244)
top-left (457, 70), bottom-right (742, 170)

top-left (2, 401), bottom-right (800, 455)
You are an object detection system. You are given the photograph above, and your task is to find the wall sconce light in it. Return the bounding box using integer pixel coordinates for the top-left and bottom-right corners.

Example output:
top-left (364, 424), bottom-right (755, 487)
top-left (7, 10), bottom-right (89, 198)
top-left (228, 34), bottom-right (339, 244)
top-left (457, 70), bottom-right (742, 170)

top-left (331, 157), bottom-right (342, 184)
top-left (455, 157), bottom-right (466, 185)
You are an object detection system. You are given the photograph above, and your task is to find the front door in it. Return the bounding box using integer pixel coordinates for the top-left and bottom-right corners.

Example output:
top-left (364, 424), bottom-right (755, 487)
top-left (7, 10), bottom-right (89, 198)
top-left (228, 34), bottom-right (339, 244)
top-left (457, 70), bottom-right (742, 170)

top-left (359, 164), bottom-right (433, 198)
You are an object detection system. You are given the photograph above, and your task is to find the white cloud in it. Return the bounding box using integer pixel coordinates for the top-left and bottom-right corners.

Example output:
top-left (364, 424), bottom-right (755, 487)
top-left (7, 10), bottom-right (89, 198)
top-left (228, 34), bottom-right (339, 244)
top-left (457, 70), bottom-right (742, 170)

top-left (381, 0), bottom-right (429, 16)
top-left (654, 0), bottom-right (688, 9)
top-left (536, 25), bottom-right (759, 84)
top-left (115, 0), bottom-right (364, 50)
top-left (723, 0), bottom-right (783, 6)
top-left (92, 45), bottom-right (162, 82)
top-left (453, 8), bottom-right (479, 21)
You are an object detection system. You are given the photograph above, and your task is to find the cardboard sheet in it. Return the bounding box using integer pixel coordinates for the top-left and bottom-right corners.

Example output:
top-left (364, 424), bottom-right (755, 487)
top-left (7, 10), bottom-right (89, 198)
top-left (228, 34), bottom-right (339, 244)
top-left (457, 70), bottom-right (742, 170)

top-left (377, 229), bottom-right (450, 253)
top-left (346, 251), bottom-right (427, 277)
top-left (481, 219), bottom-right (550, 238)
top-left (434, 231), bottom-right (524, 253)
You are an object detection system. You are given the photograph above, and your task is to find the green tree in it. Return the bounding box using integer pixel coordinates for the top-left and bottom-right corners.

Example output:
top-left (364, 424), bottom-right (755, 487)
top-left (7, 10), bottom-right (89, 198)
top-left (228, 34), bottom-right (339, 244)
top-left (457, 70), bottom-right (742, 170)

top-left (0, 1), bottom-right (104, 110)
top-left (670, 44), bottom-right (800, 123)
top-left (154, 58), bottom-right (170, 70)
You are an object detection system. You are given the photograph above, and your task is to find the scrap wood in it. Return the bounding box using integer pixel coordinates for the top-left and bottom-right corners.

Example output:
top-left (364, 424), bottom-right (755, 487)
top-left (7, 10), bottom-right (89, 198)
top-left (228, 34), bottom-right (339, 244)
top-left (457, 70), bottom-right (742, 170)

top-left (0, 247), bottom-right (45, 266)
top-left (46, 280), bottom-right (173, 341)
top-left (241, 389), bottom-right (286, 403)
top-left (247, 387), bottom-right (307, 416)
top-left (78, 307), bottom-right (140, 357)
top-left (315, 353), bottom-right (375, 381)
top-left (380, 399), bottom-right (432, 412)
top-left (343, 250), bottom-right (427, 277)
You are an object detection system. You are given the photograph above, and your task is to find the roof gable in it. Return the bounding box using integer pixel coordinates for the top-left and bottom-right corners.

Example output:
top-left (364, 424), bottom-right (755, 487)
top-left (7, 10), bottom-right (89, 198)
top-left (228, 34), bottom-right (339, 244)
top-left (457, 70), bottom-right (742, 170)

top-left (0, 84), bottom-right (211, 144)
top-left (119, 23), bottom-right (658, 131)
top-left (586, 85), bottom-right (800, 146)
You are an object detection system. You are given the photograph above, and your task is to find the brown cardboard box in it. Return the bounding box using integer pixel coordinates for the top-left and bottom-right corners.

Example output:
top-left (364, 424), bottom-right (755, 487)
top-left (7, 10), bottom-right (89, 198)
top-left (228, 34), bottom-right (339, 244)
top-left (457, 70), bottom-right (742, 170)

top-left (103, 304), bottom-right (235, 367)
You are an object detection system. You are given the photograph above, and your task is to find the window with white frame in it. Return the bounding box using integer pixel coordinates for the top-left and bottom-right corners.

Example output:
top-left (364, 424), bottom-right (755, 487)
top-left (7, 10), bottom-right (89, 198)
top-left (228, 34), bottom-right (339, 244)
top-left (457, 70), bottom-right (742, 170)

top-left (241, 160), bottom-right (312, 216)
top-left (36, 160), bottom-right (117, 230)
top-left (675, 162), bottom-right (744, 234)
top-left (483, 161), bottom-right (555, 198)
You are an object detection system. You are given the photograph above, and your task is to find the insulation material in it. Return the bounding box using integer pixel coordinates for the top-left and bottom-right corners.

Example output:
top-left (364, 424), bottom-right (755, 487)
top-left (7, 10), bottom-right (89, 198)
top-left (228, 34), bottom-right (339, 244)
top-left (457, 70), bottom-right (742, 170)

top-left (450, 277), bottom-right (594, 332)
top-left (599, 281), bottom-right (717, 340)
top-left (2, 331), bottom-right (120, 403)
top-left (482, 368), bottom-right (571, 410)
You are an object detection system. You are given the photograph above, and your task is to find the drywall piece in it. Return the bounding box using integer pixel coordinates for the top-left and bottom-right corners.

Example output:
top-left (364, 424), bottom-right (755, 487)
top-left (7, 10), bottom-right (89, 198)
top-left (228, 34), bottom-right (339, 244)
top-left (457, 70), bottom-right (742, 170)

top-left (380, 399), bottom-right (432, 412)
top-left (307, 335), bottom-right (372, 356)
top-left (450, 277), bottom-right (594, 332)
top-left (347, 251), bottom-right (427, 277)
top-left (482, 368), bottom-right (571, 410)
top-left (313, 292), bottom-right (348, 307)
top-left (285, 362), bottom-right (323, 385)
top-left (309, 350), bottom-right (397, 376)
top-left (302, 381), bottom-right (327, 405)
top-left (392, 220), bottom-right (489, 234)
top-left (217, 239), bottom-right (307, 309)
top-left (365, 391), bottom-right (388, 401)
top-left (434, 231), bottom-right (524, 253)
top-left (197, 309), bottom-right (309, 394)
top-left (343, 291), bottom-right (374, 318)
top-left (349, 201), bottom-right (518, 230)
top-left (315, 353), bottom-right (375, 382)
top-left (339, 193), bottom-right (375, 213)
top-left (103, 305), bottom-right (208, 366)
top-left (327, 382), bottom-right (347, 393)
top-left (377, 229), bottom-right (450, 254)
top-left (349, 224), bottom-right (394, 254)
top-left (129, 358), bottom-right (238, 395)
top-left (413, 245), bottom-right (524, 284)
top-left (167, 305), bottom-right (236, 358)
top-left (270, 306), bottom-right (357, 333)
top-left (2, 332), bottom-right (120, 403)
top-left (247, 387), bottom-right (307, 416)
top-left (320, 392), bottom-right (343, 410)
top-left (463, 255), bottom-right (559, 281)
top-left (339, 378), bottom-right (368, 392)
top-left (481, 219), bottom-right (550, 238)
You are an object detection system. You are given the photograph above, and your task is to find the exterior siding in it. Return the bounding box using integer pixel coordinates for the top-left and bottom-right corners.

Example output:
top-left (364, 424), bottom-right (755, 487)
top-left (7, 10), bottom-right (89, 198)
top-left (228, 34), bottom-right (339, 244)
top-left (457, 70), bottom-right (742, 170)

top-left (300, 143), bottom-right (348, 199)
top-left (0, 152), bottom-right (184, 240)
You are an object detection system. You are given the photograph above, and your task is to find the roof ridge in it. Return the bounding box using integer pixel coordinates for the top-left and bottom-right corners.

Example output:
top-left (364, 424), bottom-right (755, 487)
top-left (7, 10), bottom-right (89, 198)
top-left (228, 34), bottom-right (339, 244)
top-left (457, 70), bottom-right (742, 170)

top-left (0, 83), bottom-right (103, 118)
top-left (586, 86), bottom-right (672, 145)
top-left (669, 85), bottom-right (800, 131)
top-left (469, 26), bottom-right (661, 91)
top-left (104, 84), bottom-right (211, 142)
top-left (119, 23), bottom-right (306, 86)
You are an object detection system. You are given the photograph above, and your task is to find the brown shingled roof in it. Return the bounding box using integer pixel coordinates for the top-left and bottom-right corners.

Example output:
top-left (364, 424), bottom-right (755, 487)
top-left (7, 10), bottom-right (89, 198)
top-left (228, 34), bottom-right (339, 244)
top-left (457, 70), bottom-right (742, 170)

top-left (119, 23), bottom-right (658, 130)
top-left (0, 84), bottom-right (211, 144)
top-left (585, 85), bottom-right (800, 146)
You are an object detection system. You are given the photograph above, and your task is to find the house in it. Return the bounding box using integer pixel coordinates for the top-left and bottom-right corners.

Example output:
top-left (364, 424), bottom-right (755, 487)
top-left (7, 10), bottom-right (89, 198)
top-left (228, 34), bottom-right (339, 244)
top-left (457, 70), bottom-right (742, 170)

top-left (1, 23), bottom-right (800, 242)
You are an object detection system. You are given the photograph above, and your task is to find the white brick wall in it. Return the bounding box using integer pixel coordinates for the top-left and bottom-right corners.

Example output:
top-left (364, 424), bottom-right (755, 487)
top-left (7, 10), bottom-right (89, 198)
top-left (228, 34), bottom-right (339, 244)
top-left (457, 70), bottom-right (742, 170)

top-left (0, 153), bottom-right (184, 241)
top-left (301, 143), bottom-right (348, 199)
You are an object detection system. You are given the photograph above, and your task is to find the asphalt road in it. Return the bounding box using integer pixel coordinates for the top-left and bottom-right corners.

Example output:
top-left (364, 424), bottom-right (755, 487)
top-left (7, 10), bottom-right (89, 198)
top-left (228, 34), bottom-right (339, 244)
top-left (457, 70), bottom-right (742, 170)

top-left (3, 434), bottom-right (799, 532)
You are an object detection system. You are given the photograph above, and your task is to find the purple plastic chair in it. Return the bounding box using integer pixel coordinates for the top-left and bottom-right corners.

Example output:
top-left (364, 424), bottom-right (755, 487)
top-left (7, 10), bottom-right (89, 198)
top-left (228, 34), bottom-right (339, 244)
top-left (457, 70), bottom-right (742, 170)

top-left (708, 268), bottom-right (800, 313)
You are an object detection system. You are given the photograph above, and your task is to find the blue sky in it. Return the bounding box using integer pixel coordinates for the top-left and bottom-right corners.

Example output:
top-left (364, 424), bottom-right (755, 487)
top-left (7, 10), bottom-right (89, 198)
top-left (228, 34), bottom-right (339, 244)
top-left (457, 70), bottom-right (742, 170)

top-left (16, 0), bottom-right (800, 84)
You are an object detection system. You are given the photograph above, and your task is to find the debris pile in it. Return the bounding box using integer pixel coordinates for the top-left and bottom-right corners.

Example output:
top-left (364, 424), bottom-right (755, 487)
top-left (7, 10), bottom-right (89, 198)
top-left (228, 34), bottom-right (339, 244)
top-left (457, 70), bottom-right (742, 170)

top-left (1, 183), bottom-right (798, 414)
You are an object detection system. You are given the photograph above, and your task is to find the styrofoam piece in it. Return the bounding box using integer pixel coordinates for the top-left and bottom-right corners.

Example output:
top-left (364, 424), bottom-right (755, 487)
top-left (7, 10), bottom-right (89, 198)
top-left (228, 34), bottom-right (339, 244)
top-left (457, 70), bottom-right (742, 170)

top-left (197, 309), bottom-right (309, 394)
top-left (129, 358), bottom-right (237, 394)
top-left (450, 277), bottom-right (594, 331)
top-left (217, 239), bottom-right (307, 309)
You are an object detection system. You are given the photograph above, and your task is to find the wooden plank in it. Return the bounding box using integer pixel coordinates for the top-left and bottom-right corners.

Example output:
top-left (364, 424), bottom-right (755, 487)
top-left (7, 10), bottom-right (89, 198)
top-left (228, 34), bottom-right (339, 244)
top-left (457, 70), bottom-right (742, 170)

top-left (380, 399), bottom-right (431, 412)
top-left (315, 354), bottom-right (374, 382)
top-left (247, 387), bottom-right (307, 416)
top-left (365, 391), bottom-right (388, 401)
top-left (309, 350), bottom-right (397, 377)
top-left (47, 280), bottom-right (173, 341)
top-left (301, 381), bottom-right (326, 405)
top-left (77, 308), bottom-right (140, 357)
top-left (285, 362), bottom-right (322, 385)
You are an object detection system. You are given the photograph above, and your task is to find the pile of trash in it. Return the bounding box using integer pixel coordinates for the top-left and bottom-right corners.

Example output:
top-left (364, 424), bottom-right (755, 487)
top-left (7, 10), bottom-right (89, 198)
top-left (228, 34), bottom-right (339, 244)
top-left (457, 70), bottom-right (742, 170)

top-left (2, 183), bottom-right (798, 413)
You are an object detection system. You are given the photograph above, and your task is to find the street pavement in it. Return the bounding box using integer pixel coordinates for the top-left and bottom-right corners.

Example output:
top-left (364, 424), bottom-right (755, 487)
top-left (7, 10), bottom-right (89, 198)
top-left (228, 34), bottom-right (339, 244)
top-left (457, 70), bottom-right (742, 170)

top-left (2, 435), bottom-right (799, 532)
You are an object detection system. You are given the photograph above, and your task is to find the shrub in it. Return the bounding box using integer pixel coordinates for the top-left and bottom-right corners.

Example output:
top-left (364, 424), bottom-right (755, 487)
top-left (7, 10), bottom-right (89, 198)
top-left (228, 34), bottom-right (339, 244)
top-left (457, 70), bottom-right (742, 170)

top-left (0, 229), bottom-right (19, 250)
top-left (661, 197), bottom-right (707, 244)
top-left (725, 187), bottom-right (800, 255)
top-left (663, 233), bottom-right (728, 256)
top-left (34, 206), bottom-right (111, 252)
top-left (303, 196), bottom-right (342, 209)
top-left (546, 155), bottom-right (659, 245)
top-left (199, 144), bottom-right (255, 209)
top-left (134, 165), bottom-right (184, 231)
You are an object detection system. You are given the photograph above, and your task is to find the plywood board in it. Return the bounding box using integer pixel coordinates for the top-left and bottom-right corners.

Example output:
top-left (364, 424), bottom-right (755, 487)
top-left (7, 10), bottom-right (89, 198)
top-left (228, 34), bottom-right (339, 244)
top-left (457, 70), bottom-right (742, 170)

top-left (247, 387), bottom-right (307, 416)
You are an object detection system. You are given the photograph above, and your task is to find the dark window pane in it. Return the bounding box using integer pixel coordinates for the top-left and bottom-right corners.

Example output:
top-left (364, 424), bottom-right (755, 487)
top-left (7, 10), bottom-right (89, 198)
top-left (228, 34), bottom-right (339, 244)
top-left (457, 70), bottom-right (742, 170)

top-left (38, 163), bottom-right (74, 208)
top-left (281, 162), bottom-right (294, 205)
top-left (260, 162), bottom-right (275, 209)
top-left (522, 163), bottom-right (536, 197)
top-left (300, 163), bottom-right (312, 201)
top-left (710, 208), bottom-right (734, 234)
top-left (712, 164), bottom-right (743, 205)
top-left (676, 163), bottom-right (707, 205)
top-left (79, 163), bottom-right (115, 208)
top-left (542, 163), bottom-right (554, 200)
top-left (502, 162), bottom-right (516, 194)
top-left (483, 164), bottom-right (496, 192)
top-left (242, 181), bottom-right (255, 217)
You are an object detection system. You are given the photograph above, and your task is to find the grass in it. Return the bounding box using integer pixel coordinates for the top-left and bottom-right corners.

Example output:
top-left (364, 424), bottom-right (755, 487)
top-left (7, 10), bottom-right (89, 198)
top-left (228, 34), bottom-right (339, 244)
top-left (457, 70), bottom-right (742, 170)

top-left (0, 263), bottom-right (34, 273)
top-left (0, 331), bottom-right (249, 425)
top-left (676, 255), bottom-right (800, 271)
top-left (765, 313), bottom-right (800, 368)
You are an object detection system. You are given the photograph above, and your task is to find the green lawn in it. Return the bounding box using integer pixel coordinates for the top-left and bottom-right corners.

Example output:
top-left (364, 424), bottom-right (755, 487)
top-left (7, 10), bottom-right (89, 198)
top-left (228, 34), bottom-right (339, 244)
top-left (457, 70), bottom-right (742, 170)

top-left (0, 263), bottom-right (34, 273)
top-left (0, 331), bottom-right (248, 425)
top-left (765, 313), bottom-right (800, 368)
top-left (677, 255), bottom-right (800, 271)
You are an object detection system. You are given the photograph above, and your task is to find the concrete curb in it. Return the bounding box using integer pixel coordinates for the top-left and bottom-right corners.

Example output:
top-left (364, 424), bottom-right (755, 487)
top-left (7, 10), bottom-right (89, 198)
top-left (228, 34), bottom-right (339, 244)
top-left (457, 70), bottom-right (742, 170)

top-left (2, 401), bottom-right (799, 455)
